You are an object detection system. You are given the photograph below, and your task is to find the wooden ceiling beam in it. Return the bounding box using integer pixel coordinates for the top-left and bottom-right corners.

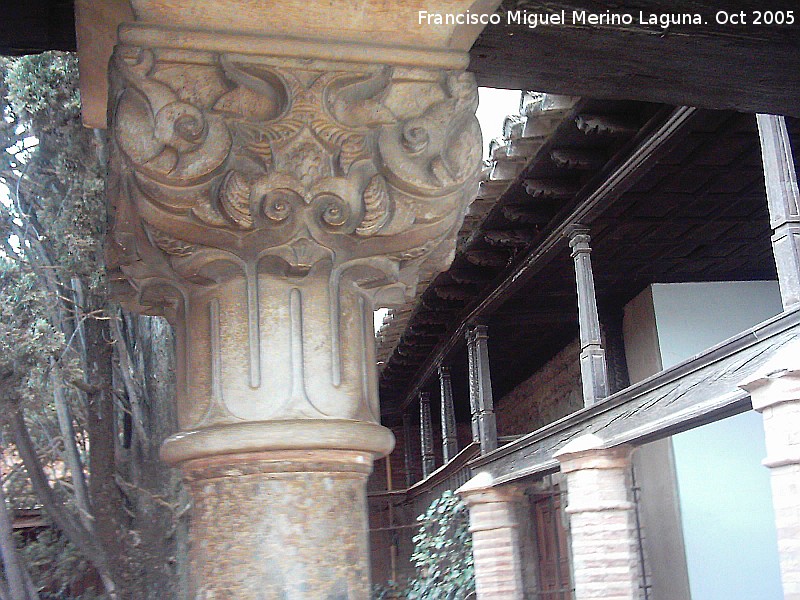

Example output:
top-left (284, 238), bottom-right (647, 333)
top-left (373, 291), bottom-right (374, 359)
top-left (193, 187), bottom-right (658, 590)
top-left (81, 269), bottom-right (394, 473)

top-left (470, 4), bottom-right (800, 117)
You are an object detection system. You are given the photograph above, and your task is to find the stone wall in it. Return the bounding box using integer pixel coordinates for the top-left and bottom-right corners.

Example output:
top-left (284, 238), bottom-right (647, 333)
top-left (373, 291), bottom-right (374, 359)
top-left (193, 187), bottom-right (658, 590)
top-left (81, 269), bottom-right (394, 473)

top-left (495, 339), bottom-right (583, 436)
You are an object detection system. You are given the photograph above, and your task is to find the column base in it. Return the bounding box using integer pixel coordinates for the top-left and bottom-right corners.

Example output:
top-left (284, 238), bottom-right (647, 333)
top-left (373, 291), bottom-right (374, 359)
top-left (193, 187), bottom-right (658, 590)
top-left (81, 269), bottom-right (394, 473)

top-left (183, 448), bottom-right (374, 599)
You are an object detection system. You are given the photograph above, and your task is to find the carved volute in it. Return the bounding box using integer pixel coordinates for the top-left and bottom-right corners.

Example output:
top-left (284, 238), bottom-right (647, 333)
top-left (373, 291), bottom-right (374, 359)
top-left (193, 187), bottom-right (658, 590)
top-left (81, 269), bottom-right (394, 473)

top-left (107, 44), bottom-right (482, 458)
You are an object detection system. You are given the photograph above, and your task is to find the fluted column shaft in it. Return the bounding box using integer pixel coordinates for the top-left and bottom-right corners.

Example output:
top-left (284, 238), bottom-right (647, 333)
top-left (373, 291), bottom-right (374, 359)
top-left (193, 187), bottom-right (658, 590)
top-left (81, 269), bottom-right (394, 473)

top-left (467, 325), bottom-right (498, 453)
top-left (403, 412), bottom-right (415, 487)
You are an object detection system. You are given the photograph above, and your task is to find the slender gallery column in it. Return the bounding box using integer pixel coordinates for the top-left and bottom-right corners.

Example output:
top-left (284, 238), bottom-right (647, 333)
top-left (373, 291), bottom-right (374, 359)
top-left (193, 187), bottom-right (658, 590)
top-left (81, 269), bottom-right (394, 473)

top-left (419, 392), bottom-right (436, 478)
top-left (403, 411), bottom-right (415, 488)
top-left (467, 325), bottom-right (498, 453)
top-left (741, 342), bottom-right (800, 599)
top-left (439, 365), bottom-right (459, 462)
top-left (466, 334), bottom-right (481, 443)
top-left (458, 474), bottom-right (526, 600)
top-left (567, 226), bottom-right (610, 406)
top-left (555, 435), bottom-right (640, 600)
top-left (105, 3), bottom-right (485, 595)
top-left (756, 114), bottom-right (800, 309)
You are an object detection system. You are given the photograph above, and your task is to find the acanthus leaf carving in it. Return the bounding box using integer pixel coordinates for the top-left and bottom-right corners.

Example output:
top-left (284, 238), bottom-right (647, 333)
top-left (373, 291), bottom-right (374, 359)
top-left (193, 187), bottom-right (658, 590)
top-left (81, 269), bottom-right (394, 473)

top-left (145, 224), bottom-right (198, 258)
top-left (355, 174), bottom-right (390, 237)
top-left (217, 171), bottom-right (254, 229)
top-left (110, 46), bottom-right (482, 310)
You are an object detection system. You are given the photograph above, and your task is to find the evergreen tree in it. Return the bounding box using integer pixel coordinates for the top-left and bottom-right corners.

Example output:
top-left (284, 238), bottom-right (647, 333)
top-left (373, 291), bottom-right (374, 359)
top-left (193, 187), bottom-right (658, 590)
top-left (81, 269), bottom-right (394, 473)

top-left (0, 52), bottom-right (187, 600)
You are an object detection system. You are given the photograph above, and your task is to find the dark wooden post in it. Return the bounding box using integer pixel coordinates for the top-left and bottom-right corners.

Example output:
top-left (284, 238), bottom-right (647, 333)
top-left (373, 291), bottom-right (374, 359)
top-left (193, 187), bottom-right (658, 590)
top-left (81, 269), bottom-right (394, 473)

top-left (439, 365), bottom-right (459, 462)
top-left (402, 412), bottom-right (414, 487)
top-left (756, 114), bottom-right (800, 309)
top-left (419, 392), bottom-right (436, 478)
top-left (568, 225), bottom-right (609, 406)
top-left (466, 325), bottom-right (498, 453)
top-left (466, 334), bottom-right (481, 443)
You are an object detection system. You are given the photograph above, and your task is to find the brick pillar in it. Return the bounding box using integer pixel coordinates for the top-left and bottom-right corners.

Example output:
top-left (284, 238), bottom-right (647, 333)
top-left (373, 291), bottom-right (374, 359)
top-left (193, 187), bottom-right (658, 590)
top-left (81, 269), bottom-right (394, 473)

top-left (458, 473), bottom-right (525, 600)
top-left (741, 342), bottom-right (800, 600)
top-left (555, 434), bottom-right (640, 600)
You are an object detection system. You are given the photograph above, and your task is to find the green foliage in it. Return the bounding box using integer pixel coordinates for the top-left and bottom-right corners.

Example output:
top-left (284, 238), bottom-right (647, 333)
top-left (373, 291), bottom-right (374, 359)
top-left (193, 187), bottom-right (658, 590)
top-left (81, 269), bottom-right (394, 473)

top-left (18, 529), bottom-right (102, 600)
top-left (376, 490), bottom-right (475, 600)
top-left (0, 260), bottom-right (64, 375)
top-left (2, 52), bottom-right (106, 287)
top-left (0, 51), bottom-right (109, 597)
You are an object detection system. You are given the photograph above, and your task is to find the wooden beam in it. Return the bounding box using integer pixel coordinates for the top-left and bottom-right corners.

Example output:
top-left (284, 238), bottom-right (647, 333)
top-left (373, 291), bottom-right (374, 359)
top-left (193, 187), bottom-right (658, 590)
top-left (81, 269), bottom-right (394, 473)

top-left (470, 4), bottom-right (800, 117)
top-left (469, 307), bottom-right (800, 485)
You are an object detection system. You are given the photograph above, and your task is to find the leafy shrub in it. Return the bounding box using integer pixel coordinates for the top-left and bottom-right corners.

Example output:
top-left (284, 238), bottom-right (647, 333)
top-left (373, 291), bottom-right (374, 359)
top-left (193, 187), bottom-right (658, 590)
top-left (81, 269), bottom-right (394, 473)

top-left (375, 490), bottom-right (475, 599)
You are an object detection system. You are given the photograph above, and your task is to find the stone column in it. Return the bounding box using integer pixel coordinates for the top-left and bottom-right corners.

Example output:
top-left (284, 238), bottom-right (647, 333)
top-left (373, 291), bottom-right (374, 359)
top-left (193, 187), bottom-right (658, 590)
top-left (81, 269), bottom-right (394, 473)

top-left (105, 3), bottom-right (484, 596)
top-left (567, 226), bottom-right (610, 406)
top-left (554, 435), bottom-right (640, 600)
top-left (741, 341), bottom-right (800, 600)
top-left (419, 392), bottom-right (436, 478)
top-left (439, 365), bottom-right (459, 462)
top-left (756, 114), bottom-right (800, 309)
top-left (458, 473), bottom-right (526, 600)
top-left (467, 325), bottom-right (498, 453)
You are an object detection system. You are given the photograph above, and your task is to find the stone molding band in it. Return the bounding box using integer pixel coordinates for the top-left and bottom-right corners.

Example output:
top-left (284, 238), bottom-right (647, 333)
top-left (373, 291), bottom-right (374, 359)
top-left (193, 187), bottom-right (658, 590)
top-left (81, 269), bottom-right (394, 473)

top-left (119, 23), bottom-right (470, 70)
top-left (160, 418), bottom-right (396, 465)
top-left (180, 448), bottom-right (376, 481)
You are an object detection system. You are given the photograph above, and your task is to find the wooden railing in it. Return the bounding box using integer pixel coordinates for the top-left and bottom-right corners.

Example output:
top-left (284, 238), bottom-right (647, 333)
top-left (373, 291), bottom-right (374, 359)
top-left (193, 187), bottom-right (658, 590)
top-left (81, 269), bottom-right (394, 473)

top-left (406, 442), bottom-right (480, 514)
top-left (369, 442), bottom-right (480, 506)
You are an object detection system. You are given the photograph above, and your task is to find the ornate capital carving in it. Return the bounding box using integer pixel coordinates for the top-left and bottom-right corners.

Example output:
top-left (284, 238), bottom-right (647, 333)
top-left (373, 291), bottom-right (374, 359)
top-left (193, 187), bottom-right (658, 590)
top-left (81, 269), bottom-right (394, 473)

top-left (107, 43), bottom-right (481, 442)
top-left (109, 46), bottom-right (480, 308)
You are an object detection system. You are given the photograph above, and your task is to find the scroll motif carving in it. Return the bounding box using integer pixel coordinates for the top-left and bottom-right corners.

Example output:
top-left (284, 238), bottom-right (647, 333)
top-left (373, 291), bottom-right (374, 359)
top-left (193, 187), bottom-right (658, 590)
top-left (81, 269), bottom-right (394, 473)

top-left (107, 45), bottom-right (481, 429)
top-left (109, 46), bottom-right (480, 295)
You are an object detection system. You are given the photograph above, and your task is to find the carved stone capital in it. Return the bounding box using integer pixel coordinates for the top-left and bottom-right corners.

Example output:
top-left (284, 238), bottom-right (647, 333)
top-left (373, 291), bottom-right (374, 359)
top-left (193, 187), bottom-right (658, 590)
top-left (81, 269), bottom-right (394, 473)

top-left (106, 40), bottom-right (482, 456)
